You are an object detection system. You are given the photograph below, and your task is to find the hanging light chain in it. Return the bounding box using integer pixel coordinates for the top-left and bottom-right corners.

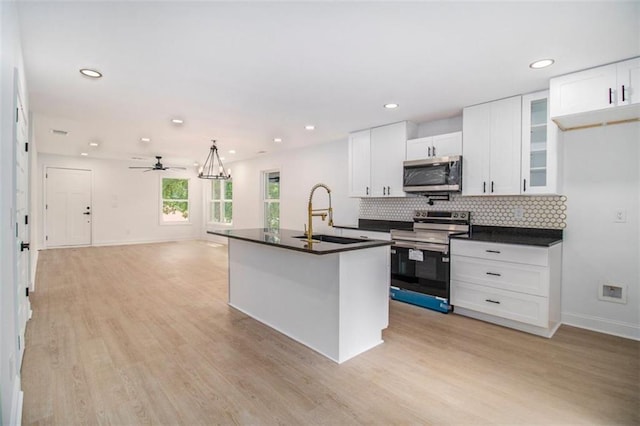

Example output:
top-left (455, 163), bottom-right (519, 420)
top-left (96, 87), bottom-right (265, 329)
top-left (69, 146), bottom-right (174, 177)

top-left (198, 140), bottom-right (231, 180)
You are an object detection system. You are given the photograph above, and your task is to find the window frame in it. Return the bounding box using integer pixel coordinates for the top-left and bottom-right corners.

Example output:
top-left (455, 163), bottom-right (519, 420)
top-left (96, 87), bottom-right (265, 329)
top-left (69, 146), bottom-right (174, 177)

top-left (262, 169), bottom-right (280, 230)
top-left (159, 176), bottom-right (192, 226)
top-left (208, 179), bottom-right (233, 225)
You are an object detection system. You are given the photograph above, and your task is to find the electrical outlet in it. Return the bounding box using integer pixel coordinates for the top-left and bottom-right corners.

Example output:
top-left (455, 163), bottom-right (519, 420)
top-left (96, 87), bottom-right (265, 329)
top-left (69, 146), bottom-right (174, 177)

top-left (614, 209), bottom-right (627, 223)
top-left (514, 207), bottom-right (524, 220)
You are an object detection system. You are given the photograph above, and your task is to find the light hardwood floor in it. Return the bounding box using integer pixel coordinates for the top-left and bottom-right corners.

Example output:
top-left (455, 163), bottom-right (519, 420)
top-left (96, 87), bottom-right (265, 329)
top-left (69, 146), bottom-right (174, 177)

top-left (22, 241), bottom-right (639, 425)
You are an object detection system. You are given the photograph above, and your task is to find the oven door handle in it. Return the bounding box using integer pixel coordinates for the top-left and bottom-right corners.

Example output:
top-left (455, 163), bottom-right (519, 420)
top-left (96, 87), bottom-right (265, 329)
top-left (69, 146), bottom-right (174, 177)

top-left (392, 241), bottom-right (449, 254)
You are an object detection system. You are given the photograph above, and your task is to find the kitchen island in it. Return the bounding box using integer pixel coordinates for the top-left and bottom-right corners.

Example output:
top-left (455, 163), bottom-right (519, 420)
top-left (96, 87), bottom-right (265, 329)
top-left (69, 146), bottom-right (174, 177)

top-left (208, 228), bottom-right (393, 363)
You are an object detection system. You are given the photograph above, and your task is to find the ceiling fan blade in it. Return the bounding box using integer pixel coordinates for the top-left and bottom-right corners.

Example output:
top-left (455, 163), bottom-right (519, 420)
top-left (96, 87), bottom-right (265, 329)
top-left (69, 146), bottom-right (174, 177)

top-left (129, 166), bottom-right (153, 169)
top-left (166, 167), bottom-right (187, 170)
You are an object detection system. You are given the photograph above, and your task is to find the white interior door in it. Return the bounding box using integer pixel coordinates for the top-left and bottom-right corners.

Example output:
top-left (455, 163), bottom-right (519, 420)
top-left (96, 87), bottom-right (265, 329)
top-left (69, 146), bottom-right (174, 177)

top-left (45, 168), bottom-right (92, 247)
top-left (15, 92), bottom-right (30, 367)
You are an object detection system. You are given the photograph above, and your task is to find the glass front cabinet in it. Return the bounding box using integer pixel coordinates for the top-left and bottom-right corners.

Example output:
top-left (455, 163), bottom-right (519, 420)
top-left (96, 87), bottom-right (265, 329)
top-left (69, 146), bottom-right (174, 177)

top-left (521, 90), bottom-right (560, 194)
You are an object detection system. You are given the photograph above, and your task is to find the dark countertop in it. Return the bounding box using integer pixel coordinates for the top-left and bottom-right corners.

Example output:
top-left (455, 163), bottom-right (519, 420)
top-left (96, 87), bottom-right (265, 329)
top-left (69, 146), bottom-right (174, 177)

top-left (451, 225), bottom-right (563, 247)
top-left (207, 228), bottom-right (393, 255)
top-left (333, 219), bottom-right (413, 233)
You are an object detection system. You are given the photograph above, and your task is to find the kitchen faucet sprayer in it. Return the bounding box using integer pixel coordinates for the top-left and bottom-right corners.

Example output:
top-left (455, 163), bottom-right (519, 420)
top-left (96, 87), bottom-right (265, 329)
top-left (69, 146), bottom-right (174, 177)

top-left (306, 183), bottom-right (333, 245)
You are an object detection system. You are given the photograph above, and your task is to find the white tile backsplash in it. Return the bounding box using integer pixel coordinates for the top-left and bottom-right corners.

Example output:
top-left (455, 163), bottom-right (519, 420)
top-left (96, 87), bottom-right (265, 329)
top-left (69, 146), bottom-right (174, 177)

top-left (360, 194), bottom-right (567, 229)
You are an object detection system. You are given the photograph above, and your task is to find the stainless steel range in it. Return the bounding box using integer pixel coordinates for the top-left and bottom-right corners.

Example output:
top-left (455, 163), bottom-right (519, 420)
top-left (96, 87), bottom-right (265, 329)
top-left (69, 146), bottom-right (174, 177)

top-left (389, 211), bottom-right (470, 313)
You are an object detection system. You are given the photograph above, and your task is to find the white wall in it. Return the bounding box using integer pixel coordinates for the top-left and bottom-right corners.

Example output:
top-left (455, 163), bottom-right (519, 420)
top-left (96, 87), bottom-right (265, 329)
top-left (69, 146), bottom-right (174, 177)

top-left (561, 122), bottom-right (639, 340)
top-left (206, 138), bottom-right (359, 239)
top-left (0, 1), bottom-right (28, 424)
top-left (38, 153), bottom-right (203, 247)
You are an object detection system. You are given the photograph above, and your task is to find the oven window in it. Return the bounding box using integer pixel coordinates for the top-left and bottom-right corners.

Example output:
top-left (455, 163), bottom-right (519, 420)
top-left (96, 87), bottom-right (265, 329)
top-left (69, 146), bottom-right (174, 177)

top-left (391, 247), bottom-right (450, 299)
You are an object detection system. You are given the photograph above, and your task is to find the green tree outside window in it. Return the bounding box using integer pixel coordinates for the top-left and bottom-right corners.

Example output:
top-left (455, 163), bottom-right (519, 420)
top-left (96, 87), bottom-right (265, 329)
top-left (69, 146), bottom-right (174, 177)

top-left (264, 171), bottom-right (279, 229)
top-left (162, 178), bottom-right (189, 222)
top-left (211, 180), bottom-right (233, 224)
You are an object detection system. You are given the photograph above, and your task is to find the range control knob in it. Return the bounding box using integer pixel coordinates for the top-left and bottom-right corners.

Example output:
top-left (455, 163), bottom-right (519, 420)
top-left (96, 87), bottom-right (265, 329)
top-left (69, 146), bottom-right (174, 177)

top-left (460, 213), bottom-right (467, 219)
top-left (452, 212), bottom-right (458, 218)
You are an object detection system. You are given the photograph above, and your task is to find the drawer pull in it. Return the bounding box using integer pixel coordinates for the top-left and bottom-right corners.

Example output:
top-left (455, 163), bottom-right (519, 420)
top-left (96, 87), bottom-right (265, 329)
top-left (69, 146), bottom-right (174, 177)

top-left (486, 272), bottom-right (502, 277)
top-left (485, 299), bottom-right (501, 304)
top-left (486, 250), bottom-right (501, 254)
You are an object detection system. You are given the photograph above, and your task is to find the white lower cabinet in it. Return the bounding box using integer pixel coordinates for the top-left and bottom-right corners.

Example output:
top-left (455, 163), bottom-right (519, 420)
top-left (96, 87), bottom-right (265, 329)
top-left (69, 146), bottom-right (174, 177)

top-left (450, 239), bottom-right (562, 338)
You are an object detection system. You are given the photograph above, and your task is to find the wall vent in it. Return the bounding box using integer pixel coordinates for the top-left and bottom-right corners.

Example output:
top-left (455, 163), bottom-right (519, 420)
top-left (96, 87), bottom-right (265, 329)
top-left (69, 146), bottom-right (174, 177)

top-left (598, 283), bottom-right (627, 304)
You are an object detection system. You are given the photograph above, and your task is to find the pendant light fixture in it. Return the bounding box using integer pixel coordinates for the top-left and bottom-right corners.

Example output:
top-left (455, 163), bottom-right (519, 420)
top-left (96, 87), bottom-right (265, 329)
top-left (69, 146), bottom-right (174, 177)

top-left (198, 140), bottom-right (231, 180)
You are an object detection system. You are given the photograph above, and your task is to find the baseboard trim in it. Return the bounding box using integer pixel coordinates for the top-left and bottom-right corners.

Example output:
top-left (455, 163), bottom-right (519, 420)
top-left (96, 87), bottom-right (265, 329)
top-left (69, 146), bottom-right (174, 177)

top-left (562, 312), bottom-right (639, 341)
top-left (47, 235), bottom-right (200, 249)
top-left (10, 381), bottom-right (23, 426)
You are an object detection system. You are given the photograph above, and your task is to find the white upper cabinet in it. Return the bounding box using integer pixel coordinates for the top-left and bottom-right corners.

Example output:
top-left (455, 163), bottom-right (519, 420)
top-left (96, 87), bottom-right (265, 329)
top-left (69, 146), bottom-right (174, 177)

top-left (348, 121), bottom-right (417, 198)
top-left (521, 91), bottom-right (560, 195)
top-left (348, 129), bottom-right (371, 197)
top-left (462, 96), bottom-right (521, 196)
top-left (550, 57), bottom-right (640, 130)
top-left (406, 131), bottom-right (462, 161)
top-left (617, 57), bottom-right (640, 107)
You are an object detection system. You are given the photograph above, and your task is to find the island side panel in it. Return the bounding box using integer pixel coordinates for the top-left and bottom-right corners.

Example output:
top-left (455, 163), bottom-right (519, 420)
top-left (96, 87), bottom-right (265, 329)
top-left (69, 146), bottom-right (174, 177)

top-left (228, 239), bottom-right (341, 362)
top-left (337, 246), bottom-right (390, 363)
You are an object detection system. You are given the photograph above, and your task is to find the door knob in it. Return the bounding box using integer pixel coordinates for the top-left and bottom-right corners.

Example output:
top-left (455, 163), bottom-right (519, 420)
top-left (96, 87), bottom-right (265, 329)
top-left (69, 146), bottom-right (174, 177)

top-left (21, 242), bottom-right (30, 251)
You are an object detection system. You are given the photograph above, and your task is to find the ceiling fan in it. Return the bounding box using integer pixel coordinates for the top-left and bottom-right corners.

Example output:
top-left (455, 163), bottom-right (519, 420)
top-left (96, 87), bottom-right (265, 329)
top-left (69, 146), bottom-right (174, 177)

top-left (129, 156), bottom-right (186, 172)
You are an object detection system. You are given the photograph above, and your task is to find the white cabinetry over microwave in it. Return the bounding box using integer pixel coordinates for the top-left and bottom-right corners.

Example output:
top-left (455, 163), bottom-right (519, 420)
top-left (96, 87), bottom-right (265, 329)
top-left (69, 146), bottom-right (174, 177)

top-left (406, 131), bottom-right (462, 161)
top-left (348, 121), bottom-right (418, 197)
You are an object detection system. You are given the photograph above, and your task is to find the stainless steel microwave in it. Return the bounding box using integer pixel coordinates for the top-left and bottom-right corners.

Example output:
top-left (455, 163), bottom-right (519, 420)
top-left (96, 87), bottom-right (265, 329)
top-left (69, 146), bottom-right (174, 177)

top-left (402, 155), bottom-right (462, 193)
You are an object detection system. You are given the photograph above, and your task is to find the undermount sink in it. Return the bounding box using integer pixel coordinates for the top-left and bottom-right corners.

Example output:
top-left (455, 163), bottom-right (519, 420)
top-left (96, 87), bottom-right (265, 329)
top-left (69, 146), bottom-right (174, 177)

top-left (293, 234), bottom-right (368, 245)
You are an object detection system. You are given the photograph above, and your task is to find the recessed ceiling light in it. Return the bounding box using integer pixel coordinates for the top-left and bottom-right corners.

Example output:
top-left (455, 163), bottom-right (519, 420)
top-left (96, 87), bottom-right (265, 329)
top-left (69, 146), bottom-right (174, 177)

top-left (193, 162), bottom-right (199, 167)
top-left (171, 118), bottom-right (184, 125)
top-left (88, 142), bottom-right (99, 147)
top-left (273, 138), bottom-right (283, 143)
top-left (80, 152), bottom-right (88, 156)
top-left (140, 137), bottom-right (151, 142)
top-left (529, 59), bottom-right (555, 69)
top-left (384, 103), bottom-right (399, 109)
top-left (79, 68), bottom-right (102, 78)
top-left (229, 150), bottom-right (236, 154)
top-left (51, 129), bottom-right (68, 136)
top-left (305, 125), bottom-right (315, 130)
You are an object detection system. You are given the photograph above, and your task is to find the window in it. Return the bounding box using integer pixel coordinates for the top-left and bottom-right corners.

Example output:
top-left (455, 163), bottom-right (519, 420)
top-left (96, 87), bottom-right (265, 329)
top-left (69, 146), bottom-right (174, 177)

top-left (161, 177), bottom-right (190, 223)
top-left (210, 180), bottom-right (233, 224)
top-left (263, 171), bottom-right (280, 229)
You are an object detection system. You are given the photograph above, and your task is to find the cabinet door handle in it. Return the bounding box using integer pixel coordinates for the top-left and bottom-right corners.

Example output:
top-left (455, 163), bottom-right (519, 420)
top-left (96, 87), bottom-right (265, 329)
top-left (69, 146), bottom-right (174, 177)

top-left (432, 146), bottom-right (436, 156)
top-left (387, 186), bottom-right (390, 195)
top-left (428, 147), bottom-right (431, 157)
top-left (383, 187), bottom-right (386, 196)
top-left (486, 249), bottom-right (501, 254)
top-left (622, 85), bottom-right (626, 102)
top-left (486, 272), bottom-right (502, 277)
top-left (366, 186), bottom-right (369, 195)
top-left (483, 181), bottom-right (486, 193)
top-left (491, 181), bottom-right (494, 193)
top-left (523, 178), bottom-right (527, 192)
top-left (485, 299), bottom-right (501, 304)
top-left (609, 88), bottom-right (613, 104)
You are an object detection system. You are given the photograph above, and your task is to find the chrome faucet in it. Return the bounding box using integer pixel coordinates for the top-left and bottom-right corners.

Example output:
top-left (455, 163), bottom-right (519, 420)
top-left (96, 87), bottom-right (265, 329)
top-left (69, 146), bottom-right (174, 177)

top-left (306, 183), bottom-right (333, 244)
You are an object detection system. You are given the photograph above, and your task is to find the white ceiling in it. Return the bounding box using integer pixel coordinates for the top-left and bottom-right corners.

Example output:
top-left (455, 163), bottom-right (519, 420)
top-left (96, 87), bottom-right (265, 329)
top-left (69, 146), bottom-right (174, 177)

top-left (17, 1), bottom-right (640, 167)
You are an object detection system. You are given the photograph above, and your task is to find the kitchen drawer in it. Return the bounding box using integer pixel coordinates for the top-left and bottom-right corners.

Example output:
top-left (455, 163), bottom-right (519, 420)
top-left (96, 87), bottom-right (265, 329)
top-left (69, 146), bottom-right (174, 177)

top-left (450, 239), bottom-right (548, 266)
top-left (451, 280), bottom-right (549, 327)
top-left (338, 228), bottom-right (391, 241)
top-left (451, 255), bottom-right (549, 296)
